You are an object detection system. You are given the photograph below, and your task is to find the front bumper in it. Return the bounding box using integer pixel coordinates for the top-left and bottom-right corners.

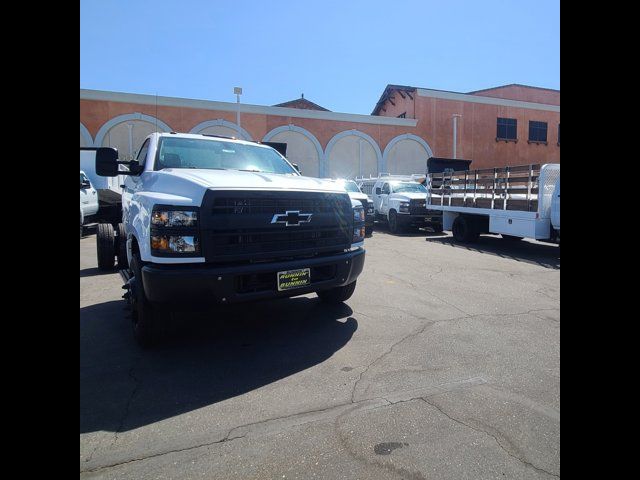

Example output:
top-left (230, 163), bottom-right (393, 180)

top-left (365, 213), bottom-right (375, 228)
top-left (141, 248), bottom-right (365, 305)
top-left (396, 212), bottom-right (442, 227)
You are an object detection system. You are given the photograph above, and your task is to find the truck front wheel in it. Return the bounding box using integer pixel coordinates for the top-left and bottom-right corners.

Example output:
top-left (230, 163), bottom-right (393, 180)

top-left (388, 210), bottom-right (401, 234)
top-left (130, 254), bottom-right (160, 347)
top-left (116, 223), bottom-right (129, 269)
top-left (452, 216), bottom-right (479, 243)
top-left (317, 281), bottom-right (357, 304)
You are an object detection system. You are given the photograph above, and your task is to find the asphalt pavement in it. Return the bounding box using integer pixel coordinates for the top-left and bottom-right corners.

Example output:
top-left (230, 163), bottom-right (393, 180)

top-left (80, 226), bottom-right (560, 479)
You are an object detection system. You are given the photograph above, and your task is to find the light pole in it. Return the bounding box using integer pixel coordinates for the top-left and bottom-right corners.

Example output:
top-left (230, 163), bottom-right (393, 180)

top-left (234, 86), bottom-right (243, 136)
top-left (452, 114), bottom-right (462, 159)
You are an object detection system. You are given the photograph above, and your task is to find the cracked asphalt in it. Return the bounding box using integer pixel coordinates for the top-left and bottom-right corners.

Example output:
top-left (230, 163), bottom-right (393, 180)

top-left (80, 226), bottom-right (559, 479)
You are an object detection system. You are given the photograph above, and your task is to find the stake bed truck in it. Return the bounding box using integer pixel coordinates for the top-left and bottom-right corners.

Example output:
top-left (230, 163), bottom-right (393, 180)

top-left (426, 163), bottom-right (560, 242)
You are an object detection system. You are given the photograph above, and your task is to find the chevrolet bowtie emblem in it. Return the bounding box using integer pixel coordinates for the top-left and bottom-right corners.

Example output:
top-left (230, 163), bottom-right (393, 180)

top-left (271, 210), bottom-right (313, 227)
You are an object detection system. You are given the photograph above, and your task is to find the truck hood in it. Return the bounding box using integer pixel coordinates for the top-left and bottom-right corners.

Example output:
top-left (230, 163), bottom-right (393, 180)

top-left (390, 192), bottom-right (428, 201)
top-left (348, 192), bottom-right (369, 202)
top-left (158, 168), bottom-right (346, 193)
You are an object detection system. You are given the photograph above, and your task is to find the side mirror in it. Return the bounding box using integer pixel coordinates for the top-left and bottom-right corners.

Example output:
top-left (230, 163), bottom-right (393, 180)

top-left (96, 147), bottom-right (120, 177)
top-left (375, 187), bottom-right (381, 195)
top-left (292, 163), bottom-right (301, 174)
top-left (95, 147), bottom-right (143, 177)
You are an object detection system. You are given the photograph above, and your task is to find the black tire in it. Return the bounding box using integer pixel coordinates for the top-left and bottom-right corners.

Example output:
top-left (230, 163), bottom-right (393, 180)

top-left (116, 223), bottom-right (129, 269)
top-left (96, 223), bottom-right (116, 270)
top-left (452, 216), bottom-right (479, 243)
top-left (430, 222), bottom-right (443, 233)
top-left (501, 234), bottom-right (524, 241)
top-left (129, 254), bottom-right (160, 348)
top-left (365, 226), bottom-right (374, 237)
top-left (388, 210), bottom-right (401, 234)
top-left (317, 281), bottom-right (357, 304)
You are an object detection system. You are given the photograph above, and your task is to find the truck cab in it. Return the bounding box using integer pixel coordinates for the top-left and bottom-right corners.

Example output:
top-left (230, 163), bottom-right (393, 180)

top-left (94, 132), bottom-right (367, 346)
top-left (371, 177), bottom-right (442, 234)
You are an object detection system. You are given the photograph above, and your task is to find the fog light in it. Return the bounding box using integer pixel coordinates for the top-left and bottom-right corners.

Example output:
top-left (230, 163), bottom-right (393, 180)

top-left (151, 235), bottom-right (199, 254)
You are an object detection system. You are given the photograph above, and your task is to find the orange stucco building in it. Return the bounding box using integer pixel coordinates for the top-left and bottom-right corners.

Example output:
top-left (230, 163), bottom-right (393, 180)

top-left (80, 83), bottom-right (559, 177)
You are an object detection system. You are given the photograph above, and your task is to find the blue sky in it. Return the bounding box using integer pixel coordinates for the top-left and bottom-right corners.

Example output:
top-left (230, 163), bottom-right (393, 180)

top-left (80, 0), bottom-right (559, 114)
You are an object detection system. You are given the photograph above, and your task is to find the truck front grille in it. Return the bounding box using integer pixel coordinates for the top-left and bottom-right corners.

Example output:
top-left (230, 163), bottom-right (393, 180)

top-left (409, 199), bottom-right (428, 215)
top-left (200, 190), bottom-right (353, 263)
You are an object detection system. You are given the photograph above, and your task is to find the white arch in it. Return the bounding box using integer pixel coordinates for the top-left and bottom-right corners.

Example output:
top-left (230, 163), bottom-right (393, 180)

top-left (325, 129), bottom-right (383, 176)
top-left (189, 118), bottom-right (253, 141)
top-left (80, 122), bottom-right (93, 147)
top-left (94, 113), bottom-right (173, 147)
top-left (263, 124), bottom-right (325, 175)
top-left (382, 133), bottom-right (433, 172)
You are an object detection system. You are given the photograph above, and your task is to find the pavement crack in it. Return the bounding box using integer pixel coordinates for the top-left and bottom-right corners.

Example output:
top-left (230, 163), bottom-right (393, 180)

top-left (351, 320), bottom-right (436, 403)
top-left (81, 431), bottom-right (245, 474)
top-left (420, 397), bottom-right (559, 478)
top-left (111, 357), bottom-right (143, 448)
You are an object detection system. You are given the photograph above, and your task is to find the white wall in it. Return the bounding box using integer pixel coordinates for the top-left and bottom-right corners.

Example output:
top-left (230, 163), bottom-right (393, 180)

top-left (385, 138), bottom-right (429, 175)
top-left (326, 135), bottom-right (377, 178)
top-left (267, 130), bottom-right (321, 177)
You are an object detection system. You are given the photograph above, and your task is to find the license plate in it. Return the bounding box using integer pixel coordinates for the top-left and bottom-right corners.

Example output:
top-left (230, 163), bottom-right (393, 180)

top-left (277, 268), bottom-right (311, 291)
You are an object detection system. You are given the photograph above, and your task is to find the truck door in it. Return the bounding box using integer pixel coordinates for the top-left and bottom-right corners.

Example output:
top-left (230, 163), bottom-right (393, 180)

top-left (551, 179), bottom-right (560, 230)
top-left (380, 182), bottom-right (390, 214)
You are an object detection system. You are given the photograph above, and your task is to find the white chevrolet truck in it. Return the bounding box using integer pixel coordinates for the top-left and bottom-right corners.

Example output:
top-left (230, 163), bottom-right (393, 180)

top-left (370, 176), bottom-right (443, 234)
top-left (94, 132), bottom-right (366, 346)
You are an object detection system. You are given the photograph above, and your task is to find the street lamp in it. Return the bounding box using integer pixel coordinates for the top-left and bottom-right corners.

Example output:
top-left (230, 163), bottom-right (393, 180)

top-left (452, 114), bottom-right (462, 159)
top-left (234, 87), bottom-right (243, 135)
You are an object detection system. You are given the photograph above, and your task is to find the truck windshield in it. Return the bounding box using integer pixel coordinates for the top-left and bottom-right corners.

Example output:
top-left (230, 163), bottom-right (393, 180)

top-left (392, 182), bottom-right (428, 193)
top-left (340, 180), bottom-right (361, 193)
top-left (155, 137), bottom-right (297, 175)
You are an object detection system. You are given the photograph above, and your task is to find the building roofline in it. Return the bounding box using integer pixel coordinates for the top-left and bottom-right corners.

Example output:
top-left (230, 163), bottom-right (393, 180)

top-left (80, 88), bottom-right (418, 127)
top-left (371, 83), bottom-right (560, 115)
top-left (467, 83), bottom-right (560, 94)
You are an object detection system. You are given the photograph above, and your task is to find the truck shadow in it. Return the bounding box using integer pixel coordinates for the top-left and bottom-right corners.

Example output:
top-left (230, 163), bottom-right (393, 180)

top-left (373, 223), bottom-right (437, 237)
top-left (80, 297), bottom-right (357, 434)
top-left (425, 235), bottom-right (560, 269)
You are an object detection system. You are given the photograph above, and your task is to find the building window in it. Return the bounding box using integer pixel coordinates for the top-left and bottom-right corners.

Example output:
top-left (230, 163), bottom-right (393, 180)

top-left (528, 121), bottom-right (548, 144)
top-left (557, 124), bottom-right (560, 146)
top-left (397, 112), bottom-right (406, 118)
top-left (496, 118), bottom-right (517, 142)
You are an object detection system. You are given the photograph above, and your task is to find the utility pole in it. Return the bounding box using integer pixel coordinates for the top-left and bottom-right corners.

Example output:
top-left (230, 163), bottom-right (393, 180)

top-left (452, 114), bottom-right (462, 159)
top-left (234, 86), bottom-right (243, 135)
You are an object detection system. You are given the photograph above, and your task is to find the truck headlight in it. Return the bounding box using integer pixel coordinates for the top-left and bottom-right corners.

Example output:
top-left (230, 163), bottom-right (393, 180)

top-left (352, 205), bottom-right (365, 243)
top-left (151, 206), bottom-right (200, 255)
top-left (399, 201), bottom-right (410, 213)
top-left (353, 205), bottom-right (365, 223)
top-left (366, 201), bottom-right (374, 215)
top-left (151, 235), bottom-right (200, 254)
top-left (152, 209), bottom-right (198, 227)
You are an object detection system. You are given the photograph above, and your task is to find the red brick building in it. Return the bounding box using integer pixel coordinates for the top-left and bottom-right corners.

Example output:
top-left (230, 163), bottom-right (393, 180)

top-left (372, 83), bottom-right (560, 169)
top-left (80, 83), bottom-right (559, 177)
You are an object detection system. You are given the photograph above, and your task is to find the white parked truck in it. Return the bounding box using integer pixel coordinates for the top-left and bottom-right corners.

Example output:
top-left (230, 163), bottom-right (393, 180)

top-left (93, 132), bottom-right (367, 346)
top-left (80, 171), bottom-right (99, 237)
top-left (80, 148), bottom-right (126, 224)
top-left (325, 178), bottom-right (375, 236)
top-left (426, 163), bottom-right (560, 243)
top-left (356, 175), bottom-right (442, 234)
